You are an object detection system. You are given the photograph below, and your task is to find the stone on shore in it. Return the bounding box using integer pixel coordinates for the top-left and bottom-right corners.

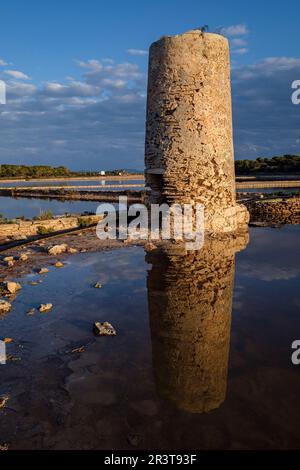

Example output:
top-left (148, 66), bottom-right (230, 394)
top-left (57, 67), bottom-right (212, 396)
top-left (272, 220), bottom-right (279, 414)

top-left (93, 321), bottom-right (116, 337)
top-left (0, 300), bottom-right (12, 314)
top-left (68, 248), bottom-right (78, 254)
top-left (39, 268), bottom-right (49, 275)
top-left (47, 244), bottom-right (68, 256)
top-left (3, 257), bottom-right (14, 263)
top-left (19, 254), bottom-right (29, 262)
top-left (54, 261), bottom-right (64, 268)
top-left (0, 281), bottom-right (22, 295)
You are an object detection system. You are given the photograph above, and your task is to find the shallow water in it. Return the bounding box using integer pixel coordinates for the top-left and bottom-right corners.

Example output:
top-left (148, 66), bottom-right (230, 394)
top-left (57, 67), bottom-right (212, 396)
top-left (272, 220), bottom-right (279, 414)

top-left (1, 226), bottom-right (300, 449)
top-left (0, 196), bottom-right (102, 219)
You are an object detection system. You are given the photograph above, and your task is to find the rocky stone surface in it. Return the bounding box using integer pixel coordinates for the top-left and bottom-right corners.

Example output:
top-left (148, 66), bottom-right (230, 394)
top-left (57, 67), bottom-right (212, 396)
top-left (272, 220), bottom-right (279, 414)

top-left (245, 197), bottom-right (300, 224)
top-left (0, 214), bottom-right (102, 245)
top-left (144, 30), bottom-right (249, 233)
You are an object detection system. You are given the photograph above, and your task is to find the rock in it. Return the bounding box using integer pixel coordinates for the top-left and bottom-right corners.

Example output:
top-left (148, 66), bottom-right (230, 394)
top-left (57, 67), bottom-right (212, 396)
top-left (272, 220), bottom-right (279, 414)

top-left (94, 282), bottom-right (102, 289)
top-left (93, 322), bottom-right (116, 337)
top-left (29, 281), bottom-right (38, 286)
top-left (0, 300), bottom-right (11, 314)
top-left (19, 254), bottom-right (29, 262)
top-left (0, 396), bottom-right (9, 409)
top-left (127, 433), bottom-right (142, 447)
top-left (68, 248), bottom-right (78, 254)
top-left (3, 338), bottom-right (12, 344)
top-left (27, 308), bottom-right (35, 316)
top-left (1, 281), bottom-right (22, 295)
top-left (0, 444), bottom-right (9, 451)
top-left (80, 249), bottom-right (87, 253)
top-left (3, 256), bottom-right (14, 262)
top-left (39, 268), bottom-right (49, 275)
top-left (145, 242), bottom-right (157, 251)
top-left (47, 244), bottom-right (68, 256)
top-left (39, 303), bottom-right (53, 313)
top-left (54, 261), bottom-right (64, 268)
top-left (7, 260), bottom-right (14, 268)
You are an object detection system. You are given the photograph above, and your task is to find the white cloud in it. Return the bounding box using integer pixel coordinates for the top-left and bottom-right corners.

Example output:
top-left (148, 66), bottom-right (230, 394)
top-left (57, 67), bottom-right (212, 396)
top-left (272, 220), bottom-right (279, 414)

top-left (232, 48), bottom-right (248, 55)
top-left (231, 38), bottom-right (247, 47)
top-left (127, 49), bottom-right (148, 57)
top-left (0, 59), bottom-right (8, 66)
top-left (221, 24), bottom-right (248, 37)
top-left (1, 50), bottom-right (300, 170)
top-left (4, 70), bottom-right (31, 80)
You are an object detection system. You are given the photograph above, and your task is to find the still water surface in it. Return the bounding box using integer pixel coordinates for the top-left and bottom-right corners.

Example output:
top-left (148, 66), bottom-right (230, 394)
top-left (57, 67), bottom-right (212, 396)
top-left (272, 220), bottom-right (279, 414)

top-left (0, 196), bottom-right (102, 219)
top-left (0, 226), bottom-right (300, 449)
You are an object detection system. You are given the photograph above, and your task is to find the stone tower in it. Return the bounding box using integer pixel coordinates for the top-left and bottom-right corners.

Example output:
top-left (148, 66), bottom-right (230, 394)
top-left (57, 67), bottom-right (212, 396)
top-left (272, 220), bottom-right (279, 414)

top-left (146, 233), bottom-right (248, 413)
top-left (144, 30), bottom-right (249, 233)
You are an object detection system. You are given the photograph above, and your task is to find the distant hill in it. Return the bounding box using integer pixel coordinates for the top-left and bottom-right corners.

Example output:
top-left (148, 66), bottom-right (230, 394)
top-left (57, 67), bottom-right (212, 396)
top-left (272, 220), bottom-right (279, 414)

top-left (235, 155), bottom-right (300, 175)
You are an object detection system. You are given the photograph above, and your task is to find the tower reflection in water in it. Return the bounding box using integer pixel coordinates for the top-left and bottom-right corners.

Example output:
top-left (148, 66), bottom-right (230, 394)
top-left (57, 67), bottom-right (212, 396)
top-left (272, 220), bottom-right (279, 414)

top-left (146, 234), bottom-right (248, 413)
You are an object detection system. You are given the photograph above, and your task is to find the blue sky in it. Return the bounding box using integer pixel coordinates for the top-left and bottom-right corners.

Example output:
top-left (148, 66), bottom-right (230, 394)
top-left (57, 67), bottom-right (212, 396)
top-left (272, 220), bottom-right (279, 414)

top-left (0, 0), bottom-right (300, 170)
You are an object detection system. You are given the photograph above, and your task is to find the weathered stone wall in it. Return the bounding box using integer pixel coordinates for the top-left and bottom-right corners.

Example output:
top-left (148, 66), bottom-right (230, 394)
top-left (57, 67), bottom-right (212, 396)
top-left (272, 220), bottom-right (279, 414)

top-left (145, 30), bottom-right (249, 233)
top-left (146, 233), bottom-right (248, 413)
top-left (246, 198), bottom-right (300, 224)
top-left (0, 214), bottom-right (101, 243)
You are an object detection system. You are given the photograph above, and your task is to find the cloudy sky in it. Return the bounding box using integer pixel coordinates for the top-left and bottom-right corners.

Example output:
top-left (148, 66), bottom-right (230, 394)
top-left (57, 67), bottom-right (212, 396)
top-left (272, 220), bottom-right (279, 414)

top-left (0, 0), bottom-right (299, 170)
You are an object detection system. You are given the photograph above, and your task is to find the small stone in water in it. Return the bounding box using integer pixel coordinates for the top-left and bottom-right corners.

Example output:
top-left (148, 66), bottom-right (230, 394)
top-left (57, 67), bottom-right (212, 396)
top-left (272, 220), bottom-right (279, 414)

top-left (94, 282), bottom-right (102, 289)
top-left (27, 308), bottom-right (35, 316)
top-left (93, 322), bottom-right (116, 337)
top-left (0, 300), bottom-right (12, 314)
top-left (0, 444), bottom-right (9, 451)
top-left (54, 261), bottom-right (64, 268)
top-left (0, 396), bottom-right (9, 409)
top-left (39, 303), bottom-right (53, 313)
top-left (39, 268), bottom-right (49, 275)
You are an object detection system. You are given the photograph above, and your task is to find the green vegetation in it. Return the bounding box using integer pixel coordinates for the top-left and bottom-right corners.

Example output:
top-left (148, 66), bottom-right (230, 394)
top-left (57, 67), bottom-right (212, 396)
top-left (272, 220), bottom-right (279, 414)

top-left (37, 226), bottom-right (54, 235)
top-left (0, 164), bottom-right (143, 180)
top-left (33, 210), bottom-right (53, 221)
top-left (0, 214), bottom-right (14, 225)
top-left (235, 155), bottom-right (300, 175)
top-left (0, 165), bottom-right (73, 179)
top-left (77, 217), bottom-right (94, 228)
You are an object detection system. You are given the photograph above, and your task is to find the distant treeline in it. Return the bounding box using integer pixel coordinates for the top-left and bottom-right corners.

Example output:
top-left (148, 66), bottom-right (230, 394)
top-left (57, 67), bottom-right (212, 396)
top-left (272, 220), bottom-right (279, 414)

top-left (0, 164), bottom-right (142, 179)
top-left (235, 155), bottom-right (300, 175)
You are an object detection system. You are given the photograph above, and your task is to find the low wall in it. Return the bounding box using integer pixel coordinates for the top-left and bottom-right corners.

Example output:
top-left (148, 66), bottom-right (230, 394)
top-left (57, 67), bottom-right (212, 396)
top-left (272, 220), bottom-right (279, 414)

top-left (0, 188), bottom-right (144, 202)
top-left (0, 214), bottom-right (102, 244)
top-left (246, 198), bottom-right (300, 224)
